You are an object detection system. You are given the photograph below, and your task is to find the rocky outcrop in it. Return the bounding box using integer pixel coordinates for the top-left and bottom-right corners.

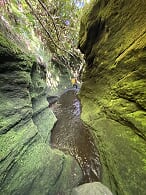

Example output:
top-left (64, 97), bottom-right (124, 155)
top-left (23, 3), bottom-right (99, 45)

top-left (78, 0), bottom-right (146, 194)
top-left (0, 32), bottom-right (82, 195)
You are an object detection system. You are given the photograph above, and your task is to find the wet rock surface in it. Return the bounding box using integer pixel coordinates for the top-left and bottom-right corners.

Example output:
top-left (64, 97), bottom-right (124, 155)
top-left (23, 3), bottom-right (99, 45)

top-left (51, 89), bottom-right (101, 183)
top-left (0, 33), bottom-right (82, 195)
top-left (78, 0), bottom-right (146, 194)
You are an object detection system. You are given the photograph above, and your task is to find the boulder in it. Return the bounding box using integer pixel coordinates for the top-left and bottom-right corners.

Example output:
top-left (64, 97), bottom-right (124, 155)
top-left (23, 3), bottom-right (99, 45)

top-left (71, 182), bottom-right (113, 195)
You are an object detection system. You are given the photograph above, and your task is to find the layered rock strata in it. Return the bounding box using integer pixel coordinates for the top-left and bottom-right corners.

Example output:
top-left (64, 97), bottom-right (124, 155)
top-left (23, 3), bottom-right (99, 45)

top-left (78, 0), bottom-right (146, 194)
top-left (0, 32), bottom-right (82, 195)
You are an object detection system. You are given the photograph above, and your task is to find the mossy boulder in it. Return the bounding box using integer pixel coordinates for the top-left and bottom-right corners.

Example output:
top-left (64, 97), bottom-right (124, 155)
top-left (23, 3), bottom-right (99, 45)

top-left (78, 0), bottom-right (146, 194)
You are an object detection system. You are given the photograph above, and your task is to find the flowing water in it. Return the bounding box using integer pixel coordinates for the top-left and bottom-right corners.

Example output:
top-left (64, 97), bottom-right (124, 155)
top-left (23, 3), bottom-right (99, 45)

top-left (50, 89), bottom-right (101, 183)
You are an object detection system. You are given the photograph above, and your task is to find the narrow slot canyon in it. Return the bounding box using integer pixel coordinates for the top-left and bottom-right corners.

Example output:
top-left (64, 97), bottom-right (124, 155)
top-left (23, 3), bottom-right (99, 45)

top-left (0, 0), bottom-right (146, 195)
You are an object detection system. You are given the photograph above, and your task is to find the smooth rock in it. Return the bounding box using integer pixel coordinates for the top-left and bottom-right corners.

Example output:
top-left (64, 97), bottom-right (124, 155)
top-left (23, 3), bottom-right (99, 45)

top-left (71, 182), bottom-right (113, 195)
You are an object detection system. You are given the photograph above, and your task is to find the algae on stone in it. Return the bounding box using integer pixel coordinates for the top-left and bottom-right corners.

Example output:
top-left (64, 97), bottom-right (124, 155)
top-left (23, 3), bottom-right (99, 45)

top-left (78, 0), bottom-right (146, 194)
top-left (0, 32), bottom-right (82, 195)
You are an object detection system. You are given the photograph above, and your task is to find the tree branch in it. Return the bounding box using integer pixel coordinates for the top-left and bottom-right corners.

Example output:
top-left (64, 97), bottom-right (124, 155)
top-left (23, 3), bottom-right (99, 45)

top-left (37, 0), bottom-right (60, 42)
top-left (25, 0), bottom-right (76, 60)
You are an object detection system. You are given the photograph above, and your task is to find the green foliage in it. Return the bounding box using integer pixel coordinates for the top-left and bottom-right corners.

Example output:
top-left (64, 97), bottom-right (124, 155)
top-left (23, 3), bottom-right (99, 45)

top-left (0, 0), bottom-right (89, 74)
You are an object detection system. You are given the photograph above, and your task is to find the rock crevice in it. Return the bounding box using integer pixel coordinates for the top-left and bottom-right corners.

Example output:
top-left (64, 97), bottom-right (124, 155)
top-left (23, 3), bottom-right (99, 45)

top-left (78, 0), bottom-right (146, 194)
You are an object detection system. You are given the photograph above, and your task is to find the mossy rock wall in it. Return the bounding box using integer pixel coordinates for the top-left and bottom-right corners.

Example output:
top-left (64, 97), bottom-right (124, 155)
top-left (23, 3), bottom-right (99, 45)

top-left (0, 32), bottom-right (82, 195)
top-left (78, 0), bottom-right (146, 194)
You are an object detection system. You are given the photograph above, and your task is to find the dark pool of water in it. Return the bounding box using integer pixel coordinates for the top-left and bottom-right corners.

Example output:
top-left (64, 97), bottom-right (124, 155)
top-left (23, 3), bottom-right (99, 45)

top-left (50, 89), bottom-right (101, 183)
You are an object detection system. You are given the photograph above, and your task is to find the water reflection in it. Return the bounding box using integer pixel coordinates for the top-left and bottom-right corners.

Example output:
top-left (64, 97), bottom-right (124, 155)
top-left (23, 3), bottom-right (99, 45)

top-left (73, 98), bottom-right (80, 116)
top-left (50, 89), bottom-right (101, 183)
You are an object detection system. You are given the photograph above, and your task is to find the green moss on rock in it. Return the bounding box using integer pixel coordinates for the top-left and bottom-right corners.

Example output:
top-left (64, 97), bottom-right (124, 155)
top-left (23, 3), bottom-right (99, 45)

top-left (0, 32), bottom-right (83, 194)
top-left (79, 0), bottom-right (146, 194)
top-left (1, 142), bottom-right (82, 195)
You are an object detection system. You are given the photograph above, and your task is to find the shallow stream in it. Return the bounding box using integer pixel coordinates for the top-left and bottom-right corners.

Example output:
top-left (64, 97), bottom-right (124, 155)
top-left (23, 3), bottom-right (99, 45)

top-left (50, 89), bottom-right (101, 183)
